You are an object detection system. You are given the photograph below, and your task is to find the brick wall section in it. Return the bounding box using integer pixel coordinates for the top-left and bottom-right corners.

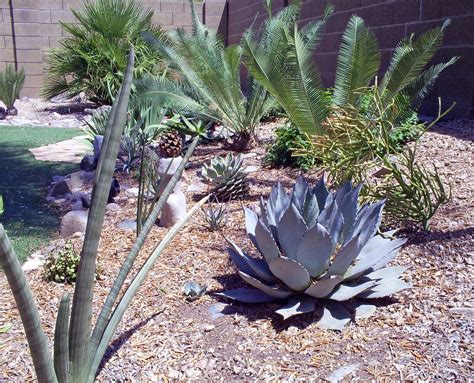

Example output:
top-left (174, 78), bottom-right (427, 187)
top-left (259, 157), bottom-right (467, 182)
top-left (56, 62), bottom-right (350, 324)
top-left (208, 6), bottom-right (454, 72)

top-left (0, 0), bottom-right (227, 97)
top-left (228, 0), bottom-right (474, 119)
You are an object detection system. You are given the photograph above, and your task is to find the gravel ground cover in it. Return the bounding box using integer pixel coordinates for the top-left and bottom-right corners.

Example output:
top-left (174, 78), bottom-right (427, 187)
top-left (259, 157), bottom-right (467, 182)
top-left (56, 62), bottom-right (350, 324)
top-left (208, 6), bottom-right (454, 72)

top-left (0, 119), bottom-right (472, 381)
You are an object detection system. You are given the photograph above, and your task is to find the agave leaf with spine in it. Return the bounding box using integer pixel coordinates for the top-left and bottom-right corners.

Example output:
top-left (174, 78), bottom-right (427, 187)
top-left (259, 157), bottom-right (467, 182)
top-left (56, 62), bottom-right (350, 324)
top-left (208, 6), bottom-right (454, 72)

top-left (218, 176), bottom-right (410, 330)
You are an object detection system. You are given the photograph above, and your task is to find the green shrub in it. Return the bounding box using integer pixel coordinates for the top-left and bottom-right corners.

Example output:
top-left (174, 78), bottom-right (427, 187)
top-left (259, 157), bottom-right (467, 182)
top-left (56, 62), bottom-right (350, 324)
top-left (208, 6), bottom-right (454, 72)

top-left (43, 241), bottom-right (80, 284)
top-left (43, 0), bottom-right (166, 104)
top-left (0, 64), bottom-right (25, 114)
top-left (264, 124), bottom-right (315, 171)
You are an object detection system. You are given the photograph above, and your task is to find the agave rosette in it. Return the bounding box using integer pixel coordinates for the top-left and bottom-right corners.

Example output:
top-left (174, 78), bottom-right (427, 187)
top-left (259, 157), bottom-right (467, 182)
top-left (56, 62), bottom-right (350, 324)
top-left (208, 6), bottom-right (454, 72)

top-left (202, 153), bottom-right (250, 200)
top-left (218, 177), bottom-right (410, 330)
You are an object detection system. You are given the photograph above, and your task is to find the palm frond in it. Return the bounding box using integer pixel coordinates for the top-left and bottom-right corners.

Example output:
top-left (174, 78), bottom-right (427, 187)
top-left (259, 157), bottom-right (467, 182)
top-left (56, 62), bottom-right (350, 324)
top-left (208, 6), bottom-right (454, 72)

top-left (380, 20), bottom-right (451, 101)
top-left (333, 15), bottom-right (380, 108)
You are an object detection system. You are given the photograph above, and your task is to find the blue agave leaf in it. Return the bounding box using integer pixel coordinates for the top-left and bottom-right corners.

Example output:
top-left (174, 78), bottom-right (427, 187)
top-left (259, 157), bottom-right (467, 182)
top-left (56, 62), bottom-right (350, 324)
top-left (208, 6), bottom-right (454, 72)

top-left (357, 278), bottom-right (411, 299)
top-left (217, 288), bottom-right (276, 303)
top-left (305, 275), bottom-right (343, 298)
top-left (239, 271), bottom-right (293, 299)
top-left (328, 235), bottom-right (363, 276)
top-left (318, 198), bottom-right (344, 247)
top-left (269, 256), bottom-right (311, 292)
top-left (295, 223), bottom-right (332, 277)
top-left (327, 280), bottom-right (376, 301)
top-left (336, 181), bottom-right (362, 243)
top-left (275, 295), bottom-right (317, 320)
top-left (226, 239), bottom-right (276, 284)
top-left (312, 177), bottom-right (330, 211)
top-left (277, 203), bottom-right (307, 259)
top-left (291, 176), bottom-right (309, 213)
top-left (346, 200), bottom-right (385, 247)
top-left (255, 219), bottom-right (280, 264)
top-left (317, 302), bottom-right (351, 330)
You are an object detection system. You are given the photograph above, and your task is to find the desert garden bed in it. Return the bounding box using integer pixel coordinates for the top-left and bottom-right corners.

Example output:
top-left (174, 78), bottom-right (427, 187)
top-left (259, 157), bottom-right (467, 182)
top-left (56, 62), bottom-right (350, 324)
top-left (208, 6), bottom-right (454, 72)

top-left (1, 120), bottom-right (472, 381)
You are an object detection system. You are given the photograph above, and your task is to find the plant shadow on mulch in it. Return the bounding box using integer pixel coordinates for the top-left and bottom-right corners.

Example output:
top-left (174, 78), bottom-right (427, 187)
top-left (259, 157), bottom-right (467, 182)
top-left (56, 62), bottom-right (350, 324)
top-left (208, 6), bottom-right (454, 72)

top-left (429, 122), bottom-right (474, 142)
top-left (97, 311), bottom-right (162, 377)
top-left (403, 227), bottom-right (474, 246)
top-left (209, 273), bottom-right (399, 333)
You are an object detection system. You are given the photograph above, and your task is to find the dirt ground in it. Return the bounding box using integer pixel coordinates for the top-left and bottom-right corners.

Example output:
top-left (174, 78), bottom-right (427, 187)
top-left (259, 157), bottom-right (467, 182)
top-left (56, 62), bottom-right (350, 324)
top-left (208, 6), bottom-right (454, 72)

top-left (0, 120), bottom-right (473, 381)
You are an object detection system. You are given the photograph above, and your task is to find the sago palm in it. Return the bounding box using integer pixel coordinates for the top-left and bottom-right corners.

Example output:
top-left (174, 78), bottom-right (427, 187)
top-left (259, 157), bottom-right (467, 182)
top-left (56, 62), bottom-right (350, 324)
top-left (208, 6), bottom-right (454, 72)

top-left (139, 1), bottom-right (274, 151)
top-left (244, 2), bottom-right (457, 134)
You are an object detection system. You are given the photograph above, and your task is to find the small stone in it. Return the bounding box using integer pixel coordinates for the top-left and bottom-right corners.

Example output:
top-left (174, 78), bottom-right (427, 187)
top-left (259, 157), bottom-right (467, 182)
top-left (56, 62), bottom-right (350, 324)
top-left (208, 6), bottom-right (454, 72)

top-left (71, 200), bottom-right (85, 211)
top-left (450, 307), bottom-right (474, 319)
top-left (106, 203), bottom-right (121, 212)
top-left (125, 187), bottom-right (139, 197)
top-left (117, 219), bottom-right (137, 231)
top-left (80, 155), bottom-right (95, 171)
top-left (60, 210), bottom-right (88, 237)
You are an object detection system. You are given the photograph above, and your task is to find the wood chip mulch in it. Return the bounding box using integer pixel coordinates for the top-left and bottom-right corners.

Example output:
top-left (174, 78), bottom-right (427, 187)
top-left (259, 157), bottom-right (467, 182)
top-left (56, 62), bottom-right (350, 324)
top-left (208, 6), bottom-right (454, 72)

top-left (1, 120), bottom-right (473, 381)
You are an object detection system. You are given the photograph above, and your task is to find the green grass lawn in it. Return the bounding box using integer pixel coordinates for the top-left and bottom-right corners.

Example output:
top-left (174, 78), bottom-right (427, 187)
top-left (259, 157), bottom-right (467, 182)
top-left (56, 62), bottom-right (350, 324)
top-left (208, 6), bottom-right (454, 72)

top-left (0, 125), bottom-right (83, 263)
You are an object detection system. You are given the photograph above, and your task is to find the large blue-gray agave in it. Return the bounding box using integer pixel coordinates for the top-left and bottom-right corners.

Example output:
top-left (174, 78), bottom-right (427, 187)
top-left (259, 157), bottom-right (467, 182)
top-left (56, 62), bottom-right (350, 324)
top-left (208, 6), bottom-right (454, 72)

top-left (218, 177), bottom-right (410, 330)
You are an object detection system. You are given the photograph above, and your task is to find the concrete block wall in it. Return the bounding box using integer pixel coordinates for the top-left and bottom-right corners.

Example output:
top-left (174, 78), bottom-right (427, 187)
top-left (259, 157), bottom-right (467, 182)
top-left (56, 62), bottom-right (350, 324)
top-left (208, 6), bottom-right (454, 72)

top-left (228, 0), bottom-right (474, 119)
top-left (0, 0), bottom-right (227, 98)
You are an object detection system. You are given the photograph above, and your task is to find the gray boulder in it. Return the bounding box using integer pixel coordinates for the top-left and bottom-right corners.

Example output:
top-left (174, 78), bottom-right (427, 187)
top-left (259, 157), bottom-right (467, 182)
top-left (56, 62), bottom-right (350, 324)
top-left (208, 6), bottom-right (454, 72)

top-left (60, 210), bottom-right (88, 237)
top-left (93, 135), bottom-right (104, 164)
top-left (80, 155), bottom-right (96, 171)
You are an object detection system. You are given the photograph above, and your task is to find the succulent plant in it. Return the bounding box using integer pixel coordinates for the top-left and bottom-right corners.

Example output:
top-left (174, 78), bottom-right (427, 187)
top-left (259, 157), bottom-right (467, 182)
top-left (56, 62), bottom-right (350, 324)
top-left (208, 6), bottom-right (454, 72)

top-left (218, 176), bottom-right (410, 330)
top-left (202, 153), bottom-right (250, 200)
top-left (201, 197), bottom-right (228, 232)
top-left (183, 281), bottom-right (207, 301)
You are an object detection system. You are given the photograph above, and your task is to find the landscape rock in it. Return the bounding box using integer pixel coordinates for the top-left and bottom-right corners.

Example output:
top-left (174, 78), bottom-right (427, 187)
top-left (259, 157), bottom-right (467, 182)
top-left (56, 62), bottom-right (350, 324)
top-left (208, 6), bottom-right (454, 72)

top-left (93, 135), bottom-right (104, 164)
top-left (159, 191), bottom-right (187, 227)
top-left (117, 219), bottom-right (137, 231)
top-left (50, 179), bottom-right (72, 197)
top-left (108, 178), bottom-right (120, 203)
top-left (80, 155), bottom-right (96, 171)
top-left (60, 210), bottom-right (88, 237)
top-left (106, 203), bottom-right (121, 212)
top-left (125, 187), bottom-right (139, 197)
top-left (71, 200), bottom-right (85, 211)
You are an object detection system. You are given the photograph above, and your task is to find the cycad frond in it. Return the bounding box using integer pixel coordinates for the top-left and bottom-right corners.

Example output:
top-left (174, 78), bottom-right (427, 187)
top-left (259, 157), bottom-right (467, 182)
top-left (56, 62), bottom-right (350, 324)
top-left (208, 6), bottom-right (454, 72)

top-left (333, 15), bottom-right (381, 108)
top-left (380, 20), bottom-right (451, 101)
top-left (243, 4), bottom-right (331, 135)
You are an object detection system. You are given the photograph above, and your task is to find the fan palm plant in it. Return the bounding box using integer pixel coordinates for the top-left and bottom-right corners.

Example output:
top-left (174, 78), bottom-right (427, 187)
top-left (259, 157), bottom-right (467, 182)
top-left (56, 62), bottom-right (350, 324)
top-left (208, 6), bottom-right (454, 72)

top-left (42, 0), bottom-right (167, 104)
top-left (244, 2), bottom-right (457, 134)
top-left (138, 1), bottom-right (274, 151)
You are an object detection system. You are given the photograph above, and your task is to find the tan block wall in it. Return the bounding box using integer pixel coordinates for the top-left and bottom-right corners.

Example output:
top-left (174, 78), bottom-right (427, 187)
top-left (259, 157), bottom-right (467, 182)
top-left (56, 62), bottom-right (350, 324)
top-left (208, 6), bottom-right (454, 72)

top-left (228, 0), bottom-right (474, 119)
top-left (0, 0), bottom-right (227, 98)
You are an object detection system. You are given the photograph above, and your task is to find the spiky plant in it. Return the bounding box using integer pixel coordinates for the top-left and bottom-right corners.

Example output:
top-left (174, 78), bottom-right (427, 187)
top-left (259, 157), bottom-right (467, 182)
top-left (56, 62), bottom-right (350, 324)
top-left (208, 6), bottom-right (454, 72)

top-left (202, 197), bottom-right (228, 232)
top-left (42, 0), bottom-right (166, 104)
top-left (218, 177), bottom-right (410, 330)
top-left (0, 50), bottom-right (208, 382)
top-left (244, 2), bottom-right (457, 134)
top-left (202, 153), bottom-right (250, 200)
top-left (138, 1), bottom-right (275, 151)
top-left (0, 64), bottom-right (25, 115)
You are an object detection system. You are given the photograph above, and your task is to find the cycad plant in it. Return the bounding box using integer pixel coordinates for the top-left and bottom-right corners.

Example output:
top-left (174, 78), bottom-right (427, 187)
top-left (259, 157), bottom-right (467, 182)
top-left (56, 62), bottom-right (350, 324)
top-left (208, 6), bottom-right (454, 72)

top-left (0, 50), bottom-right (207, 382)
top-left (0, 64), bottom-right (25, 115)
top-left (219, 177), bottom-right (410, 330)
top-left (42, 0), bottom-right (166, 104)
top-left (244, 2), bottom-right (457, 134)
top-left (138, 1), bottom-right (274, 151)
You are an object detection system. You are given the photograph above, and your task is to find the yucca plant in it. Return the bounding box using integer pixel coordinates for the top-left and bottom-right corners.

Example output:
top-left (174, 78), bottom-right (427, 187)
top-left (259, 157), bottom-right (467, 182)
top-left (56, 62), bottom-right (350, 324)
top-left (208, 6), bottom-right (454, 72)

top-left (219, 177), bottom-right (410, 330)
top-left (138, 1), bottom-right (275, 151)
top-left (0, 64), bottom-right (25, 115)
top-left (202, 153), bottom-right (250, 200)
top-left (42, 0), bottom-right (167, 104)
top-left (244, 2), bottom-right (457, 135)
top-left (0, 50), bottom-right (207, 382)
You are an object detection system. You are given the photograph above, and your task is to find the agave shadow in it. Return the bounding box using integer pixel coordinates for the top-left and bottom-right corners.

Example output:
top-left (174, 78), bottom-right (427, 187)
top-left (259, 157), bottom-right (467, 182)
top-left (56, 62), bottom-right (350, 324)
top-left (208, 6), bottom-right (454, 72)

top-left (210, 273), bottom-right (401, 332)
top-left (403, 227), bottom-right (474, 245)
top-left (96, 311), bottom-right (161, 376)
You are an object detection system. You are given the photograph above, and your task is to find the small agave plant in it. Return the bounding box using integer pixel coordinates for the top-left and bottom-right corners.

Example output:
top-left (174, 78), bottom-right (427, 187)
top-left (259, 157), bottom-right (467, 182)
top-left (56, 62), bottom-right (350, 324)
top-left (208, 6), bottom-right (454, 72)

top-left (218, 177), bottom-right (410, 330)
